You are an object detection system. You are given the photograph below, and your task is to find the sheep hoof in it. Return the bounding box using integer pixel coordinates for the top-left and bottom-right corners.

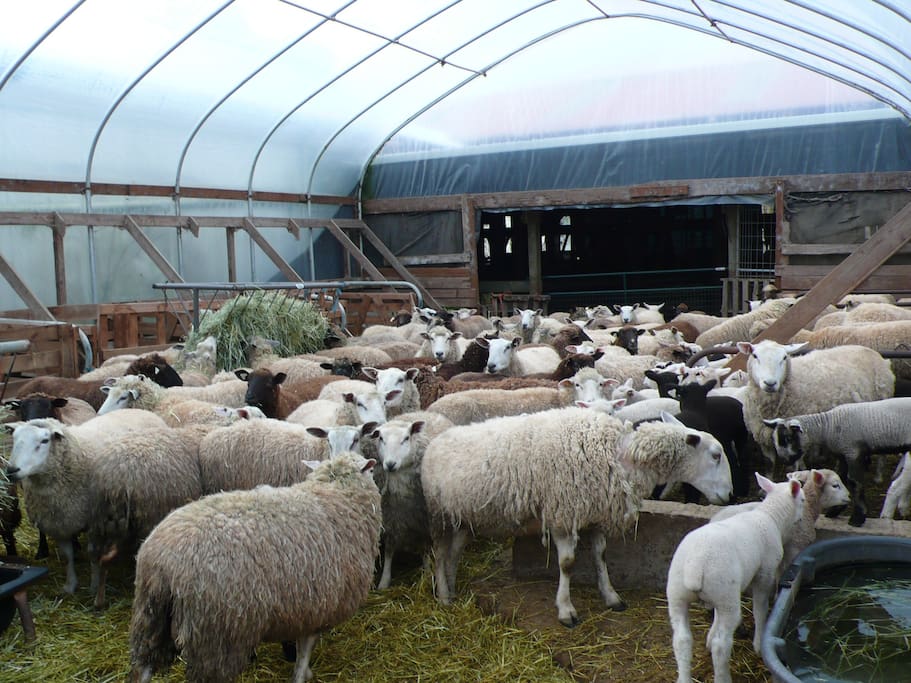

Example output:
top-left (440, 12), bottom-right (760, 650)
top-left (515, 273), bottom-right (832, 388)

top-left (610, 601), bottom-right (627, 612)
top-left (559, 614), bottom-right (581, 628)
top-left (848, 512), bottom-right (866, 527)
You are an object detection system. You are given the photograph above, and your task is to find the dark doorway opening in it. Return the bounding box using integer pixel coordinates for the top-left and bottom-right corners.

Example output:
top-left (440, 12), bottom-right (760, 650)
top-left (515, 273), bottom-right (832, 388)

top-left (478, 205), bottom-right (730, 315)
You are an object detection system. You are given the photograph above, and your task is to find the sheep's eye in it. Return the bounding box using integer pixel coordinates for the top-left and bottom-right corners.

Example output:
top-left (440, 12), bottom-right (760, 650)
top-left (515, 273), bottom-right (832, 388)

top-left (40, 438), bottom-right (49, 445)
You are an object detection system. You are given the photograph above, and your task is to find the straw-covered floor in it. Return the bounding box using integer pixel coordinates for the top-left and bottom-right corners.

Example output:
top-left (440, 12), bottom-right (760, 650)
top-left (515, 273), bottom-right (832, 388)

top-left (0, 519), bottom-right (773, 683)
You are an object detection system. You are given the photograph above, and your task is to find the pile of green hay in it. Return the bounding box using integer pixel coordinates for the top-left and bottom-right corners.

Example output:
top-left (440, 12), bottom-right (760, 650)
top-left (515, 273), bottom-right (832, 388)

top-left (185, 290), bottom-right (329, 371)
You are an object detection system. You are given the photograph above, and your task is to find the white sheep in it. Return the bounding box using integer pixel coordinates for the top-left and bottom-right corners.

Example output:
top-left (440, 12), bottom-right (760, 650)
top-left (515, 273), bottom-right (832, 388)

top-left (611, 397), bottom-right (681, 424)
top-left (666, 473), bottom-right (805, 683)
top-left (476, 336), bottom-right (561, 376)
top-left (370, 411), bottom-right (454, 589)
top-left (594, 351), bottom-right (661, 389)
top-left (736, 340), bottom-right (895, 466)
top-left (422, 409), bottom-right (731, 626)
top-left (129, 452), bottom-right (382, 683)
top-left (610, 377), bottom-right (659, 404)
top-left (4, 410), bottom-right (169, 593)
top-left (285, 390), bottom-right (387, 428)
top-left (426, 383), bottom-right (575, 425)
top-left (881, 452), bottom-right (911, 519)
top-left (85, 425), bottom-right (207, 609)
top-left (362, 366), bottom-right (421, 417)
top-left (98, 373), bottom-right (249, 415)
top-left (418, 325), bottom-right (464, 363)
top-left (710, 468), bottom-right (850, 574)
top-left (792, 320), bottom-right (911, 379)
top-left (763, 396), bottom-right (911, 526)
top-left (197, 418), bottom-right (376, 495)
top-left (694, 298), bottom-right (794, 349)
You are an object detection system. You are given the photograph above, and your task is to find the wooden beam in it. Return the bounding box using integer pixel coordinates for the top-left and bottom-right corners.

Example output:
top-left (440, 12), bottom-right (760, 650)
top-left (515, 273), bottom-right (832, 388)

top-left (241, 218), bottom-right (302, 282)
top-left (52, 212), bottom-right (67, 306)
top-left (122, 216), bottom-right (184, 283)
top-left (353, 220), bottom-right (443, 310)
top-left (462, 194), bottom-right (480, 304)
top-left (323, 220), bottom-right (387, 281)
top-left (0, 177), bottom-right (356, 206)
top-left (0, 252), bottom-right (55, 321)
top-left (728, 199), bottom-right (911, 371)
top-left (774, 182), bottom-right (785, 288)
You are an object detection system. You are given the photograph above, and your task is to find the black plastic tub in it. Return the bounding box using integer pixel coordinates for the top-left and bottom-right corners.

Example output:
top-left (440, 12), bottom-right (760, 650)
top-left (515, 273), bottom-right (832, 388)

top-left (0, 560), bottom-right (48, 635)
top-left (762, 536), bottom-right (911, 683)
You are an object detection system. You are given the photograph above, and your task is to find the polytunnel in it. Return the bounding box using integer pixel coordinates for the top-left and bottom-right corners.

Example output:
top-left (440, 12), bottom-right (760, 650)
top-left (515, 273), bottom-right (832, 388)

top-left (1, 0), bottom-right (910, 325)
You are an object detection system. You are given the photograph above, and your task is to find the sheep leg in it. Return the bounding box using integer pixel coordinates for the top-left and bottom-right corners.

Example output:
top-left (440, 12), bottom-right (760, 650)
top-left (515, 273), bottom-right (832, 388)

top-left (750, 582), bottom-right (773, 654)
top-left (708, 603), bottom-right (739, 683)
top-left (446, 528), bottom-right (470, 596)
top-left (432, 532), bottom-right (453, 604)
top-left (845, 453), bottom-right (869, 527)
top-left (59, 538), bottom-right (78, 594)
top-left (377, 543), bottom-right (395, 590)
top-left (552, 532), bottom-right (580, 627)
top-left (291, 634), bottom-right (318, 683)
top-left (667, 596), bottom-right (693, 683)
top-left (35, 530), bottom-right (49, 559)
top-left (93, 563), bottom-right (107, 611)
top-left (590, 530), bottom-right (625, 610)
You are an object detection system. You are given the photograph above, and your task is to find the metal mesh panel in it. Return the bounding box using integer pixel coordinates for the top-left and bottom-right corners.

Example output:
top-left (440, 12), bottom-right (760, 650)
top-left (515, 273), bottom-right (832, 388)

top-left (738, 205), bottom-right (776, 276)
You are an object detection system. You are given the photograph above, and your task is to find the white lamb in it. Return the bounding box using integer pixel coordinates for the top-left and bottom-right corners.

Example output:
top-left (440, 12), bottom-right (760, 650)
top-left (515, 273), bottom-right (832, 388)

top-left (362, 366), bottom-right (421, 417)
top-left (881, 452), bottom-right (911, 519)
top-left (418, 325), bottom-right (464, 363)
top-left (422, 409), bottom-right (731, 626)
top-left (666, 473), bottom-right (805, 683)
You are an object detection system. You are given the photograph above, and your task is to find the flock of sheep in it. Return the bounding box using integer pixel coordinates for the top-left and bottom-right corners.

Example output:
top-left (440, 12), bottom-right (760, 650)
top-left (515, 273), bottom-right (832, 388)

top-left (2, 292), bottom-right (911, 682)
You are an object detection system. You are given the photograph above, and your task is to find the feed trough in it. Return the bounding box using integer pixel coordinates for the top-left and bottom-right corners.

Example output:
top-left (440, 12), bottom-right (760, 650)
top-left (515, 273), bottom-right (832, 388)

top-left (0, 559), bottom-right (49, 641)
top-left (762, 536), bottom-right (911, 683)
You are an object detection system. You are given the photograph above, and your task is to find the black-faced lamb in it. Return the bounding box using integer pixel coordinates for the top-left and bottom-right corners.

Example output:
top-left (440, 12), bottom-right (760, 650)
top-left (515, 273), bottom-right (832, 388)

top-left (422, 409), bottom-right (731, 626)
top-left (235, 367), bottom-right (305, 419)
top-left (129, 452), bottom-right (382, 683)
top-left (667, 474), bottom-right (804, 683)
top-left (763, 396), bottom-right (911, 526)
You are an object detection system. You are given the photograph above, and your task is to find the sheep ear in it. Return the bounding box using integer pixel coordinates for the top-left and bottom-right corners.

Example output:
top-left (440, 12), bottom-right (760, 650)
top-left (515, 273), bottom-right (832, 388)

top-left (660, 411), bottom-right (683, 426)
top-left (812, 469), bottom-right (824, 486)
top-left (790, 479), bottom-right (802, 497)
top-left (360, 421), bottom-right (378, 436)
top-left (592, 350), bottom-right (604, 361)
top-left (704, 379), bottom-right (717, 390)
top-left (235, 369), bottom-right (250, 381)
top-left (611, 398), bottom-right (626, 410)
top-left (510, 337), bottom-right (521, 349)
top-left (319, 362), bottom-right (333, 371)
top-left (685, 433), bottom-right (701, 446)
top-left (273, 372), bottom-right (287, 385)
top-left (52, 398), bottom-right (69, 408)
top-left (129, 389), bottom-right (140, 401)
top-left (342, 393), bottom-right (355, 404)
top-left (736, 341), bottom-right (753, 356)
top-left (361, 367), bottom-right (379, 381)
top-left (605, 378), bottom-right (620, 388)
top-left (575, 400), bottom-right (592, 408)
top-left (565, 344), bottom-right (579, 354)
top-left (302, 460), bottom-right (322, 471)
top-left (361, 458), bottom-right (377, 473)
top-left (410, 421), bottom-right (425, 435)
top-left (558, 378), bottom-right (573, 390)
top-left (762, 418), bottom-right (782, 428)
top-left (100, 386), bottom-right (111, 395)
top-left (2, 422), bottom-right (23, 434)
top-left (450, 331), bottom-right (463, 340)
top-left (756, 472), bottom-right (775, 493)
top-left (787, 420), bottom-right (803, 432)
top-left (306, 427), bottom-right (329, 439)
top-left (475, 337), bottom-right (490, 349)
top-left (637, 329), bottom-right (646, 337)
top-left (405, 368), bottom-right (420, 380)
top-left (785, 342), bottom-right (809, 355)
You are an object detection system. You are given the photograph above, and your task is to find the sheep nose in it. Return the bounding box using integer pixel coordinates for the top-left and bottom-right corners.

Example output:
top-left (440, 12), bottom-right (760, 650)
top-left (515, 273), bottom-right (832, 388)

top-left (486, 364), bottom-right (497, 373)
top-left (435, 352), bottom-right (444, 360)
top-left (762, 380), bottom-right (777, 391)
top-left (5, 466), bottom-right (19, 480)
top-left (385, 462), bottom-right (397, 472)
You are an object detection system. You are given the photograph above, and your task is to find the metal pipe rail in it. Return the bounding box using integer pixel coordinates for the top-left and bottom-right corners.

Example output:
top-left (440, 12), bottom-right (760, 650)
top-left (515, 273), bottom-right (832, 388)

top-left (153, 280), bottom-right (423, 332)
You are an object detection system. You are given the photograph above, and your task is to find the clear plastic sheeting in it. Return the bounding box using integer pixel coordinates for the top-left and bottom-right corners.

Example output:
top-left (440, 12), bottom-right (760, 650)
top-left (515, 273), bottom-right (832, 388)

top-left (0, 0), bottom-right (909, 204)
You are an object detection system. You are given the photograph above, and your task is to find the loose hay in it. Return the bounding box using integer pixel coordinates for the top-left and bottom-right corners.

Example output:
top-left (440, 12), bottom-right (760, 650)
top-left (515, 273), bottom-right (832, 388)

top-left (0, 521), bottom-right (772, 682)
top-left (186, 290), bottom-right (329, 372)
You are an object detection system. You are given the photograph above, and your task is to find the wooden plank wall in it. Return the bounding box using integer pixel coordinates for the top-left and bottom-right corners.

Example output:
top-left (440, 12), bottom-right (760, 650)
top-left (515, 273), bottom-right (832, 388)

top-left (0, 319), bottom-right (81, 395)
top-left (380, 266), bottom-right (476, 309)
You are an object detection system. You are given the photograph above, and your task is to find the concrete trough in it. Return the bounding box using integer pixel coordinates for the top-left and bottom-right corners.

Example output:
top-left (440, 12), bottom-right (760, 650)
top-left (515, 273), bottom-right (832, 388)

top-left (512, 500), bottom-right (911, 593)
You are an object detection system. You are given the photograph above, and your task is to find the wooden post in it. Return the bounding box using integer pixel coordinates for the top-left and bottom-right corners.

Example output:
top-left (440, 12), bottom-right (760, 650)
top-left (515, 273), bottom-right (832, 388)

top-left (52, 212), bottom-right (67, 305)
top-left (774, 181), bottom-right (786, 289)
top-left (462, 195), bottom-right (480, 307)
top-left (525, 211), bottom-right (542, 297)
top-left (226, 227), bottom-right (237, 282)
